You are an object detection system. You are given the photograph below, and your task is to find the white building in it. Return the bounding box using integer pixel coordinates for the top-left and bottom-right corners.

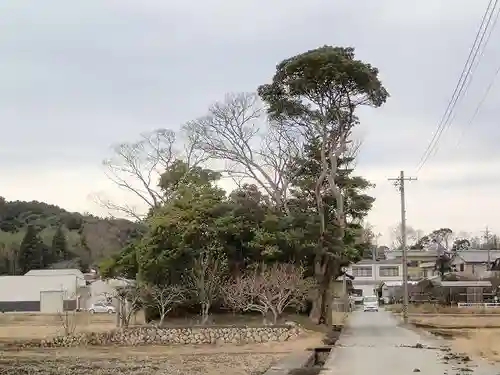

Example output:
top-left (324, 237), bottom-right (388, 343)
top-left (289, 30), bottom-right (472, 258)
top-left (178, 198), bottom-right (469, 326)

top-left (0, 274), bottom-right (80, 313)
top-left (347, 259), bottom-right (403, 297)
top-left (88, 278), bottom-right (135, 307)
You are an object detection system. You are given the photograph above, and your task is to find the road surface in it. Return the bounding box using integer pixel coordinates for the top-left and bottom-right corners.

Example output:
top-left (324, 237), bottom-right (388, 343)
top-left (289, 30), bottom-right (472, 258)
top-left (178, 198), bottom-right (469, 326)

top-left (322, 309), bottom-right (498, 375)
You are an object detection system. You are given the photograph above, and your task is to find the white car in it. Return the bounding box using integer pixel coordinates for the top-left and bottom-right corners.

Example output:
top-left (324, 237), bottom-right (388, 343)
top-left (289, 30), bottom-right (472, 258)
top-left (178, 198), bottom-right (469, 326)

top-left (88, 302), bottom-right (116, 314)
top-left (362, 295), bottom-right (379, 312)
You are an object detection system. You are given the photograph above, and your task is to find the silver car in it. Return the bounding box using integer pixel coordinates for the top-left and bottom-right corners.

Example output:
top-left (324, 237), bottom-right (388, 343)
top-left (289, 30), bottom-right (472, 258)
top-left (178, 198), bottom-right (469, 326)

top-left (88, 302), bottom-right (116, 314)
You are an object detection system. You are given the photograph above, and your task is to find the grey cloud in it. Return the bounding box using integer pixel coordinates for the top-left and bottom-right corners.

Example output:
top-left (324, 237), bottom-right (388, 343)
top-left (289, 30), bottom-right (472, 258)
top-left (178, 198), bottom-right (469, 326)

top-left (0, 0), bottom-right (497, 172)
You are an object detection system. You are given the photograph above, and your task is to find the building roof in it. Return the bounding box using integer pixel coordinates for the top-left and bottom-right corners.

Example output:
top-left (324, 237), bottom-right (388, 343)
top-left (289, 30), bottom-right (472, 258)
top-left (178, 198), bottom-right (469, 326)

top-left (25, 268), bottom-right (84, 277)
top-left (0, 275), bottom-right (80, 302)
top-left (419, 262), bottom-right (436, 269)
top-left (354, 259), bottom-right (402, 266)
top-left (381, 281), bottom-right (419, 287)
top-left (24, 269), bottom-right (86, 287)
top-left (388, 250), bottom-right (438, 258)
top-left (438, 280), bottom-right (492, 287)
top-left (456, 250), bottom-right (500, 264)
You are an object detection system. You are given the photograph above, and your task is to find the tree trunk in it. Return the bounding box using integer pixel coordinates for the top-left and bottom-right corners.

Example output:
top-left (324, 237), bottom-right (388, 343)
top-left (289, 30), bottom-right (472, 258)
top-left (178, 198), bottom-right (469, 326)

top-left (309, 249), bottom-right (330, 324)
top-left (201, 302), bottom-right (210, 325)
top-left (159, 313), bottom-right (165, 326)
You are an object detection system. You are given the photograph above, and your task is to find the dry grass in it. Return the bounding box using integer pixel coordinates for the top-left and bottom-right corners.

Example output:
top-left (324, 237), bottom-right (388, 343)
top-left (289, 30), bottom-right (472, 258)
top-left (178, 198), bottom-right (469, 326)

top-left (452, 329), bottom-right (500, 362)
top-left (0, 330), bottom-right (323, 374)
top-left (387, 303), bottom-right (500, 315)
top-left (0, 312), bottom-right (123, 340)
top-left (410, 315), bottom-right (500, 328)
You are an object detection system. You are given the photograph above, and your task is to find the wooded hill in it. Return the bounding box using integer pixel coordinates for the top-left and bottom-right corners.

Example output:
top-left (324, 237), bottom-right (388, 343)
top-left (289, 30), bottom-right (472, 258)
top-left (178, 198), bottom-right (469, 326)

top-left (0, 197), bottom-right (141, 274)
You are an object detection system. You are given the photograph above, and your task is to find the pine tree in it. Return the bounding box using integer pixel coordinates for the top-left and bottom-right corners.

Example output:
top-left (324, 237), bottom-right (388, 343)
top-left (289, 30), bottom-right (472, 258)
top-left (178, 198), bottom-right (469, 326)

top-left (51, 225), bottom-right (68, 262)
top-left (18, 225), bottom-right (44, 273)
top-left (78, 233), bottom-right (92, 272)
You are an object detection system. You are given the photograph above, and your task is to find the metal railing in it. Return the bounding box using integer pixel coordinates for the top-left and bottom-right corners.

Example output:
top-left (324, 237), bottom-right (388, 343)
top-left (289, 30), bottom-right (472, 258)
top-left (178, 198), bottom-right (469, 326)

top-left (457, 302), bottom-right (500, 308)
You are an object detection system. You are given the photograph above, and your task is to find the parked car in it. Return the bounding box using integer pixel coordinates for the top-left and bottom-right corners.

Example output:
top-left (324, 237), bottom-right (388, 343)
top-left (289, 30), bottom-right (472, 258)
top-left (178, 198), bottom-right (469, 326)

top-left (362, 295), bottom-right (379, 312)
top-left (88, 302), bottom-right (116, 314)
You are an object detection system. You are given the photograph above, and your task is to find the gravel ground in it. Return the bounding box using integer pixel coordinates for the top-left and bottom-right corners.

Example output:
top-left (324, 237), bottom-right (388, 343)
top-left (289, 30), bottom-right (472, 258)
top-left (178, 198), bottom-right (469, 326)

top-left (0, 352), bottom-right (285, 375)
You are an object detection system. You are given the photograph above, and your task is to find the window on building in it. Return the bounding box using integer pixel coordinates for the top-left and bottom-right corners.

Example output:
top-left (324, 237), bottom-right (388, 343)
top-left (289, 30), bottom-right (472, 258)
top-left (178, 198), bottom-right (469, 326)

top-left (459, 263), bottom-right (465, 272)
top-left (379, 266), bottom-right (399, 277)
top-left (408, 260), bottom-right (419, 267)
top-left (352, 267), bottom-right (372, 277)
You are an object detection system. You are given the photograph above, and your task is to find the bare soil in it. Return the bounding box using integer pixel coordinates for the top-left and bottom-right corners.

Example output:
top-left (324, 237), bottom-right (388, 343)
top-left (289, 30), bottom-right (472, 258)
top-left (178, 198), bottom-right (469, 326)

top-left (0, 312), bottom-right (324, 374)
top-left (452, 329), bottom-right (500, 362)
top-left (0, 332), bottom-right (323, 374)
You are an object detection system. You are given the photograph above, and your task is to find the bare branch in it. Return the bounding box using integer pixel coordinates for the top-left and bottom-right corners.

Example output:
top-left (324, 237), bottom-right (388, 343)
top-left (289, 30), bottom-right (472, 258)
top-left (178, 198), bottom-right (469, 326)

top-left (223, 263), bottom-right (310, 324)
top-left (114, 283), bottom-right (144, 328)
top-left (144, 284), bottom-right (186, 326)
top-left (184, 250), bottom-right (226, 324)
top-left (184, 92), bottom-right (303, 212)
top-left (94, 128), bottom-right (207, 220)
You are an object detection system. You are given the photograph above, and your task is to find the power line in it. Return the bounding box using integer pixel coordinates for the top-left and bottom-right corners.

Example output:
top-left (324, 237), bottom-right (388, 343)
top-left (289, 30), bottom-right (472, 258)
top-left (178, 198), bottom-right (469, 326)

top-left (445, 3), bottom-right (500, 142)
top-left (417, 0), bottom-right (497, 171)
top-left (417, 0), bottom-right (499, 172)
top-left (454, 3), bottom-right (500, 148)
top-left (455, 62), bottom-right (500, 147)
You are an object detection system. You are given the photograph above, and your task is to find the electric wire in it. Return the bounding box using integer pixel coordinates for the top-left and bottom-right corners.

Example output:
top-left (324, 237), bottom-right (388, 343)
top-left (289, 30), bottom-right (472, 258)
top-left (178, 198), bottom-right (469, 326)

top-left (416, 0), bottom-right (499, 172)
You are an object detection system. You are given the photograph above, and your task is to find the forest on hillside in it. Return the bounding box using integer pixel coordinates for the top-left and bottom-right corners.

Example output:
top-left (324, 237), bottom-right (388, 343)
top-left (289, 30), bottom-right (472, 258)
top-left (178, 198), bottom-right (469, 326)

top-left (0, 197), bottom-right (141, 274)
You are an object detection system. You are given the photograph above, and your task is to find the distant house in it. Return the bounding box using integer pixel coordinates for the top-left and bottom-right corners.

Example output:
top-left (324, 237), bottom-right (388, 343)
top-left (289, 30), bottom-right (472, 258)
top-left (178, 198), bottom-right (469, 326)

top-left (387, 249), bottom-right (438, 279)
top-left (347, 259), bottom-right (403, 297)
top-left (419, 262), bottom-right (438, 278)
top-left (451, 250), bottom-right (500, 278)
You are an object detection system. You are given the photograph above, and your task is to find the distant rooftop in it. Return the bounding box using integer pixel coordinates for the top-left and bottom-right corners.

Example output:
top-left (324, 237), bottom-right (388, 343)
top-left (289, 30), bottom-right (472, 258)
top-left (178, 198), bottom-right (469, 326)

top-left (456, 250), bottom-right (500, 263)
top-left (24, 269), bottom-right (86, 287)
top-left (354, 259), bottom-right (401, 266)
top-left (438, 280), bottom-right (492, 288)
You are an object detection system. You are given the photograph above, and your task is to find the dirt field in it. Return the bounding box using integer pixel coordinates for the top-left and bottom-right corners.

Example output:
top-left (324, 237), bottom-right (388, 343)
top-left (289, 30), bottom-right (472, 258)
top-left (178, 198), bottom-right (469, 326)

top-left (0, 312), bottom-right (120, 340)
top-left (409, 315), bottom-right (500, 328)
top-left (451, 329), bottom-right (500, 362)
top-left (0, 331), bottom-right (323, 374)
top-left (0, 312), bottom-right (325, 374)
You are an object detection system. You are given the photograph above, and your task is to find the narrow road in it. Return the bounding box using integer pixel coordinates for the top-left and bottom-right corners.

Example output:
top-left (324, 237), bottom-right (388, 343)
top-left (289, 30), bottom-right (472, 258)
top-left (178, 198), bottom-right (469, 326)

top-left (322, 309), bottom-right (497, 375)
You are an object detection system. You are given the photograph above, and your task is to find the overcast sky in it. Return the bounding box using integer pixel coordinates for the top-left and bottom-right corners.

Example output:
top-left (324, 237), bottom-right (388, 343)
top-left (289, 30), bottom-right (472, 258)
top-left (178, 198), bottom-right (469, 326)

top-left (1, 0), bottom-right (499, 245)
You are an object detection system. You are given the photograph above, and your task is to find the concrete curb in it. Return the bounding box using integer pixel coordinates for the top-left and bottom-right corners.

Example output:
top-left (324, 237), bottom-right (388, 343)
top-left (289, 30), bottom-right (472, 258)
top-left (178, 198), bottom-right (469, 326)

top-left (319, 320), bottom-right (351, 374)
top-left (263, 350), bottom-right (315, 375)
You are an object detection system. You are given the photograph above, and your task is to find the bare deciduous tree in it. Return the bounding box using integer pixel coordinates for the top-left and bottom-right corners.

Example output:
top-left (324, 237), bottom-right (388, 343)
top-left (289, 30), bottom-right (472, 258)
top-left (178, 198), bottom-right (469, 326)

top-left (145, 284), bottom-right (186, 326)
top-left (391, 224), bottom-right (418, 250)
top-left (58, 310), bottom-right (77, 336)
top-left (185, 250), bottom-right (226, 324)
top-left (184, 92), bottom-right (303, 213)
top-left (223, 263), bottom-right (310, 324)
top-left (115, 283), bottom-right (144, 328)
top-left (94, 128), bottom-right (206, 220)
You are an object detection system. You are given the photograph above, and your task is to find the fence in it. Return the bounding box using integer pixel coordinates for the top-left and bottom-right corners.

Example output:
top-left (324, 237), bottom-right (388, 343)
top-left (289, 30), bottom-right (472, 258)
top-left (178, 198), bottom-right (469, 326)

top-left (457, 302), bottom-right (500, 308)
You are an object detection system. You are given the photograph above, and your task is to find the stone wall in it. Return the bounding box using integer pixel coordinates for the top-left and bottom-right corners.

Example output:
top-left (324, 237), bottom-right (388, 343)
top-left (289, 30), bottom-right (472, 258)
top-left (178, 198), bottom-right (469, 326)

top-left (10, 324), bottom-right (303, 348)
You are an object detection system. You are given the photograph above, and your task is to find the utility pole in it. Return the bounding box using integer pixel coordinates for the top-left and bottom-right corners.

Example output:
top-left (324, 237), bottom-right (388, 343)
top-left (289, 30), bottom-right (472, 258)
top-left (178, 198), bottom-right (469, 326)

top-left (388, 171), bottom-right (417, 324)
top-left (484, 226), bottom-right (492, 269)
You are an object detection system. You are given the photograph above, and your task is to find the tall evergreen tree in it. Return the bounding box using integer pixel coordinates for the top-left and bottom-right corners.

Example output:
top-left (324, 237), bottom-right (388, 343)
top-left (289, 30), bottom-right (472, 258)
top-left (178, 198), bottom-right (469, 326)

top-left (51, 225), bottom-right (69, 261)
top-left (18, 225), bottom-right (44, 273)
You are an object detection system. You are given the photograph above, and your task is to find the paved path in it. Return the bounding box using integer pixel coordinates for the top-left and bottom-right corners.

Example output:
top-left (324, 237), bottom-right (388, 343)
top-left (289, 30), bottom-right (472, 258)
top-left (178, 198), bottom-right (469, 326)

top-left (322, 309), bottom-right (499, 375)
